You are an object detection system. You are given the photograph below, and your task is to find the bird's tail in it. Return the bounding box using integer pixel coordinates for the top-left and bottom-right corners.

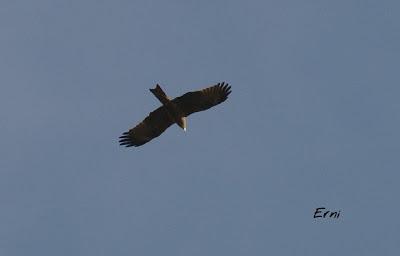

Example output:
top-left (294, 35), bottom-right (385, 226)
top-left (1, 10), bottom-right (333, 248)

top-left (150, 84), bottom-right (170, 105)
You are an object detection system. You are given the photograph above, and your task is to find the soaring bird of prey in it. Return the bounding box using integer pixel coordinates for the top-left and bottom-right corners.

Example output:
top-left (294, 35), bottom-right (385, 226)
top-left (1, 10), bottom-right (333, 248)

top-left (119, 82), bottom-right (231, 147)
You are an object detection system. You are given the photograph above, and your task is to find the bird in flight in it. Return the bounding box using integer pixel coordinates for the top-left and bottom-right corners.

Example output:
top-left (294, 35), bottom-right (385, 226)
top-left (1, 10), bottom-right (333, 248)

top-left (119, 82), bottom-right (231, 147)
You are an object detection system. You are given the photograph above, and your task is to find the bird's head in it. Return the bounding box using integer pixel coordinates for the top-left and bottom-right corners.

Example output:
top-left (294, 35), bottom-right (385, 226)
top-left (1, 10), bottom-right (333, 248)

top-left (177, 117), bottom-right (187, 132)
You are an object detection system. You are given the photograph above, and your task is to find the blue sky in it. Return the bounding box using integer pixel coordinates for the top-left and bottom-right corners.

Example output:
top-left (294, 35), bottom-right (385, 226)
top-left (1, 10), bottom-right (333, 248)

top-left (1, 0), bottom-right (399, 255)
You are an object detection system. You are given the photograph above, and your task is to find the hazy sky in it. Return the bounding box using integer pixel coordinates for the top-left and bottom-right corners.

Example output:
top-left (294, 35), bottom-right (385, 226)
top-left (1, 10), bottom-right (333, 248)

top-left (1, 0), bottom-right (399, 255)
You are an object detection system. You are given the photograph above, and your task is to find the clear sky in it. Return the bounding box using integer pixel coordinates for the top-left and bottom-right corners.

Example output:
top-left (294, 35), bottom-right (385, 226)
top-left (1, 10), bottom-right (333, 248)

top-left (1, 0), bottom-right (399, 255)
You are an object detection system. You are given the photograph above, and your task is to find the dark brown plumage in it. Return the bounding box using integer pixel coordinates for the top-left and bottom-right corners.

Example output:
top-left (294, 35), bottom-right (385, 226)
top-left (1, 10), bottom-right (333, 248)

top-left (119, 82), bottom-right (231, 147)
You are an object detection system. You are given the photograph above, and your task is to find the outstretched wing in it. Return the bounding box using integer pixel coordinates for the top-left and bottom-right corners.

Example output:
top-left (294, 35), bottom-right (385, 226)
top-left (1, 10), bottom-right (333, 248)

top-left (172, 82), bottom-right (231, 117)
top-left (119, 106), bottom-right (174, 147)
